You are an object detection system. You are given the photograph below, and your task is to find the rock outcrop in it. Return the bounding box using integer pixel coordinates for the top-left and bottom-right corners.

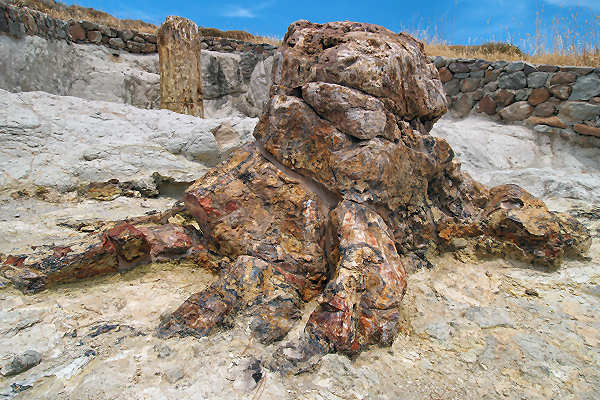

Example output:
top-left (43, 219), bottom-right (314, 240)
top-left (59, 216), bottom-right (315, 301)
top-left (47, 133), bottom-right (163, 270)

top-left (0, 35), bottom-right (161, 109)
top-left (430, 116), bottom-right (600, 203)
top-left (0, 89), bottom-right (256, 194)
top-left (2, 21), bottom-right (591, 366)
top-left (158, 16), bottom-right (204, 117)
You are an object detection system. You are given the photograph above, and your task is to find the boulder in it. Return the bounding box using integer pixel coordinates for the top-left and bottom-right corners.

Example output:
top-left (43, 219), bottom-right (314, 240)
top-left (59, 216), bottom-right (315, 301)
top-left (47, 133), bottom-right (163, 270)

top-left (158, 16), bottom-right (203, 117)
top-left (438, 67), bottom-right (453, 83)
top-left (569, 74), bottom-right (600, 101)
top-left (498, 71), bottom-right (526, 90)
top-left (505, 61), bottom-right (524, 72)
top-left (528, 88), bottom-right (550, 106)
top-left (460, 78), bottom-right (481, 93)
top-left (550, 71), bottom-right (576, 85)
top-left (574, 124), bottom-right (600, 137)
top-left (495, 89), bottom-right (515, 107)
top-left (534, 101), bottom-right (558, 117)
top-left (524, 116), bottom-right (566, 129)
top-left (448, 62), bottom-right (469, 73)
top-left (550, 84), bottom-right (571, 100)
top-left (454, 93), bottom-right (475, 117)
top-left (478, 95), bottom-right (496, 115)
top-left (527, 72), bottom-right (548, 88)
top-left (558, 102), bottom-right (600, 123)
top-left (444, 79), bottom-right (460, 96)
top-left (68, 22), bottom-right (85, 42)
top-left (499, 101), bottom-right (533, 121)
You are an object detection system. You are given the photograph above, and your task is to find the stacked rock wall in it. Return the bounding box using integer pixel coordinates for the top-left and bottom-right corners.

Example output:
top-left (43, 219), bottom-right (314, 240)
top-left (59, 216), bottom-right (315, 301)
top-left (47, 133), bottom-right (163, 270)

top-left (3, 0), bottom-right (598, 133)
top-left (0, 0), bottom-right (157, 53)
top-left (435, 56), bottom-right (600, 138)
top-left (0, 1), bottom-right (276, 56)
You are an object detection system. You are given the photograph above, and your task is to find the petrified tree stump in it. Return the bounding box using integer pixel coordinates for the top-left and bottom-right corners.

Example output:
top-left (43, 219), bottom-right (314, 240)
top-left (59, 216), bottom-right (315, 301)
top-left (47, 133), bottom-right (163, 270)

top-left (1, 20), bottom-right (591, 370)
top-left (158, 16), bottom-right (204, 117)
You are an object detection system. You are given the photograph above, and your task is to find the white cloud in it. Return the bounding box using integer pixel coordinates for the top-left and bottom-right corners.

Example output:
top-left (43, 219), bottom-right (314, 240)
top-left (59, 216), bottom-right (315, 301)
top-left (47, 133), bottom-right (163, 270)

top-left (223, 6), bottom-right (256, 18)
top-left (222, 2), bottom-right (273, 18)
top-left (543, 0), bottom-right (600, 11)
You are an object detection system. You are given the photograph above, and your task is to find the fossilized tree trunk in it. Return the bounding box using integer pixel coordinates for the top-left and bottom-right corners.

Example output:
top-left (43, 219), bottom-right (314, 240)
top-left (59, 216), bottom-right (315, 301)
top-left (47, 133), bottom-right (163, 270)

top-left (1, 20), bottom-right (592, 374)
top-left (158, 16), bottom-right (204, 117)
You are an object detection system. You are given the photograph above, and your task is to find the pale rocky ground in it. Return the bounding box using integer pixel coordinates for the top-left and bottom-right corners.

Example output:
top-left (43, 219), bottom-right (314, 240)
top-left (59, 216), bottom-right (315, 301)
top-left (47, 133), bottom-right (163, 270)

top-left (0, 198), bottom-right (597, 399)
top-left (0, 114), bottom-right (599, 399)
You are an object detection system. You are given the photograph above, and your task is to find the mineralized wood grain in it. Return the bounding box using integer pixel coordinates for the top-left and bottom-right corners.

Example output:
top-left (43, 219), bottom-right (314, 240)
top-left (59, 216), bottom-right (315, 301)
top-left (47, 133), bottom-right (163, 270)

top-left (158, 16), bottom-right (203, 117)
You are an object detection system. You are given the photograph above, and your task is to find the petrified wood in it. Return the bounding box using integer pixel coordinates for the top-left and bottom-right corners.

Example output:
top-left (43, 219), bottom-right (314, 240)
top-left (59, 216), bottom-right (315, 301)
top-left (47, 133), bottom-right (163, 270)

top-left (1, 21), bottom-right (591, 366)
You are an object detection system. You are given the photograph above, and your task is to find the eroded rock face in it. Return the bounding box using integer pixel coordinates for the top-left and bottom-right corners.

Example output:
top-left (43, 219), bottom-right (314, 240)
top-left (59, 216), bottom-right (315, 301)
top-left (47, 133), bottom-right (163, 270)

top-left (269, 20), bottom-right (447, 126)
top-left (158, 16), bottom-right (203, 117)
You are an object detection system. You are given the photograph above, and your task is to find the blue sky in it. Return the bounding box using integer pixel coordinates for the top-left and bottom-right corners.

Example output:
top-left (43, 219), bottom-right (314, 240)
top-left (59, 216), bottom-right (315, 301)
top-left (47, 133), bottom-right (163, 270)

top-left (64, 0), bottom-right (599, 52)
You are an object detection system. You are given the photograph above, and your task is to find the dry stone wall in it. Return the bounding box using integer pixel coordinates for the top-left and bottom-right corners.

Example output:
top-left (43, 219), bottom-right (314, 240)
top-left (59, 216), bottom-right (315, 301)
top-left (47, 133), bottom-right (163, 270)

top-left (434, 56), bottom-right (600, 138)
top-left (0, 2), bottom-right (277, 117)
top-left (0, 1), bottom-right (157, 53)
top-left (0, 1), bottom-right (276, 56)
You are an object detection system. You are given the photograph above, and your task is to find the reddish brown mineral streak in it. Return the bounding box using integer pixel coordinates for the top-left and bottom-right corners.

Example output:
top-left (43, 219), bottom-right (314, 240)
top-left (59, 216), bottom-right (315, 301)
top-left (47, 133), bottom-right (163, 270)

top-left (0, 20), bottom-right (591, 366)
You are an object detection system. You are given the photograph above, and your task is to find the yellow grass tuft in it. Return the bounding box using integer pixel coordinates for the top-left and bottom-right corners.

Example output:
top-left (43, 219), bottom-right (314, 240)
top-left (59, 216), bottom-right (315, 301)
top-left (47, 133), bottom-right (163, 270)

top-left (413, 6), bottom-right (599, 67)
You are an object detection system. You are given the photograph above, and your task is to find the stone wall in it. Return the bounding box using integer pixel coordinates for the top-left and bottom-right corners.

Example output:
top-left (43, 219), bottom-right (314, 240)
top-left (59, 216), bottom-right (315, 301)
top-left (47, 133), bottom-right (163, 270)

top-left (434, 56), bottom-right (600, 138)
top-left (0, 1), bottom-right (157, 53)
top-left (0, 1), bottom-right (276, 56)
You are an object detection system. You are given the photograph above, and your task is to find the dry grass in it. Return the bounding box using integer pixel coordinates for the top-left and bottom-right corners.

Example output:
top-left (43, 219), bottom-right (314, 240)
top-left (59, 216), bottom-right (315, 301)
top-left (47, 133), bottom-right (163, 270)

top-left (424, 39), bottom-right (599, 67)
top-left (8, 0), bottom-right (282, 45)
top-left (9, 0), bottom-right (158, 33)
top-left (415, 6), bottom-right (599, 66)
